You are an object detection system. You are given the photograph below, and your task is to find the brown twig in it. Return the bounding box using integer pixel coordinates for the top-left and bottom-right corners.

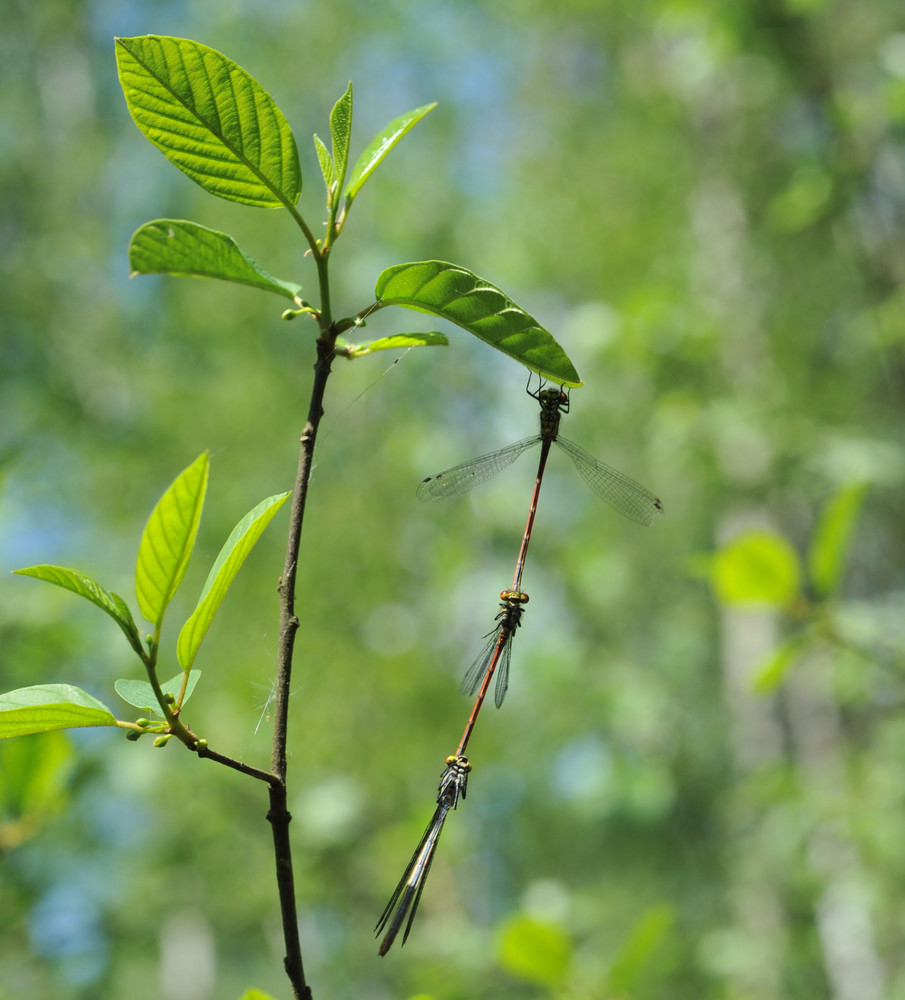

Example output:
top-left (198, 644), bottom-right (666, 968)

top-left (266, 333), bottom-right (336, 1000)
top-left (193, 743), bottom-right (280, 785)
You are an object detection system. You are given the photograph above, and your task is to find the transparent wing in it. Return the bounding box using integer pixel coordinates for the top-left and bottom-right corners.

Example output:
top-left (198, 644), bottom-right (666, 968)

top-left (460, 628), bottom-right (500, 698)
top-left (493, 638), bottom-right (513, 709)
top-left (555, 436), bottom-right (663, 526)
top-left (376, 759), bottom-right (468, 954)
top-left (399, 814), bottom-right (446, 946)
top-left (417, 436), bottom-right (540, 502)
top-left (376, 799), bottom-right (450, 954)
top-left (460, 626), bottom-right (514, 709)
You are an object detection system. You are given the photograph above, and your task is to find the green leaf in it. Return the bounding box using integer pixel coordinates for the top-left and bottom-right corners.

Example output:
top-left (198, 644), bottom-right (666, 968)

top-left (0, 685), bottom-right (118, 740)
top-left (13, 565), bottom-right (143, 656)
top-left (330, 82), bottom-right (353, 195)
top-left (115, 35), bottom-right (301, 209)
top-left (496, 915), bottom-right (571, 988)
top-left (341, 332), bottom-right (449, 358)
top-left (711, 530), bottom-right (802, 607)
top-left (753, 634), bottom-right (809, 693)
top-left (177, 492), bottom-right (291, 671)
top-left (114, 670), bottom-right (202, 713)
top-left (345, 102), bottom-right (437, 201)
top-left (129, 220), bottom-right (301, 300)
top-left (313, 133), bottom-right (336, 202)
top-left (136, 452), bottom-right (209, 628)
top-left (808, 482), bottom-right (867, 598)
top-left (236, 990), bottom-right (280, 1000)
top-left (375, 261), bottom-right (582, 386)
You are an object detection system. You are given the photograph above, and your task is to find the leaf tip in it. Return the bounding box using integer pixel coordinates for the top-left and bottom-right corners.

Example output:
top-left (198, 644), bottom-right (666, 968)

top-left (551, 375), bottom-right (583, 389)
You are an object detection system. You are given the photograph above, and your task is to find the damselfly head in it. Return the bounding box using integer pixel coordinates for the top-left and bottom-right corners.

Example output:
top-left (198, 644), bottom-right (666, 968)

top-left (500, 590), bottom-right (529, 604)
top-left (538, 387), bottom-right (569, 411)
top-left (444, 754), bottom-right (471, 772)
top-left (528, 372), bottom-right (570, 410)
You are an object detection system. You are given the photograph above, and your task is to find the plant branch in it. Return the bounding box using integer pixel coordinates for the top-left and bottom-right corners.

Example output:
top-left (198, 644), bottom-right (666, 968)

top-left (287, 203), bottom-right (322, 258)
top-left (142, 650), bottom-right (187, 736)
top-left (194, 743), bottom-right (279, 784)
top-left (266, 255), bottom-right (338, 997)
top-left (268, 782), bottom-right (313, 1000)
top-left (128, 639), bottom-right (278, 782)
top-left (272, 333), bottom-right (335, 778)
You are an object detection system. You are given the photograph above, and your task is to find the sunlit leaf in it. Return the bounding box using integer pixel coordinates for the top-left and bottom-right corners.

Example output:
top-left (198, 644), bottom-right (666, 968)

top-left (129, 220), bottom-right (301, 300)
top-left (330, 82), bottom-right (353, 195)
top-left (313, 133), bottom-right (336, 202)
top-left (177, 492), bottom-right (291, 671)
top-left (711, 530), bottom-right (802, 607)
top-left (236, 990), bottom-right (280, 1000)
top-left (808, 482), bottom-right (867, 598)
top-left (345, 103), bottom-right (437, 201)
top-left (341, 332), bottom-right (449, 357)
top-left (114, 671), bottom-right (202, 713)
top-left (135, 452), bottom-right (209, 628)
top-left (0, 685), bottom-right (118, 740)
top-left (13, 565), bottom-right (143, 656)
top-left (115, 35), bottom-right (301, 208)
top-left (375, 261), bottom-right (582, 386)
top-left (496, 915), bottom-right (571, 988)
top-left (752, 634), bottom-right (809, 693)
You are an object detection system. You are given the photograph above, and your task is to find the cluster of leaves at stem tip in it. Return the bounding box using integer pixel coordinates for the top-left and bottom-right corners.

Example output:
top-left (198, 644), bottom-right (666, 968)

top-left (4, 453), bottom-right (289, 744)
top-left (116, 34), bottom-right (582, 384)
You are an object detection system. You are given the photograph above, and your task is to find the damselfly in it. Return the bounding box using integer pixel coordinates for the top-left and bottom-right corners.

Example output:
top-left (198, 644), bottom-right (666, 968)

top-left (418, 384), bottom-right (663, 590)
top-left (453, 590), bottom-right (528, 755)
top-left (376, 754), bottom-right (471, 955)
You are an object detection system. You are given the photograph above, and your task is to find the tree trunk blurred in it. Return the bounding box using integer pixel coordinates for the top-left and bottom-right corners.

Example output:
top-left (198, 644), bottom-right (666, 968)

top-left (785, 653), bottom-right (887, 1000)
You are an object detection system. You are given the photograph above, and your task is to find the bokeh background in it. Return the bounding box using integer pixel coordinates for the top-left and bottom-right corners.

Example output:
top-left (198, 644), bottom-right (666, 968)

top-left (2, 1), bottom-right (905, 998)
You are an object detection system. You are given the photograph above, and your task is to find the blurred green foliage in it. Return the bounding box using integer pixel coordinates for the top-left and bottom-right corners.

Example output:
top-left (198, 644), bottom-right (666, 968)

top-left (711, 530), bottom-right (803, 606)
top-left (496, 914), bottom-right (572, 988)
top-left (1, 1), bottom-right (904, 999)
top-left (0, 733), bottom-right (74, 851)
